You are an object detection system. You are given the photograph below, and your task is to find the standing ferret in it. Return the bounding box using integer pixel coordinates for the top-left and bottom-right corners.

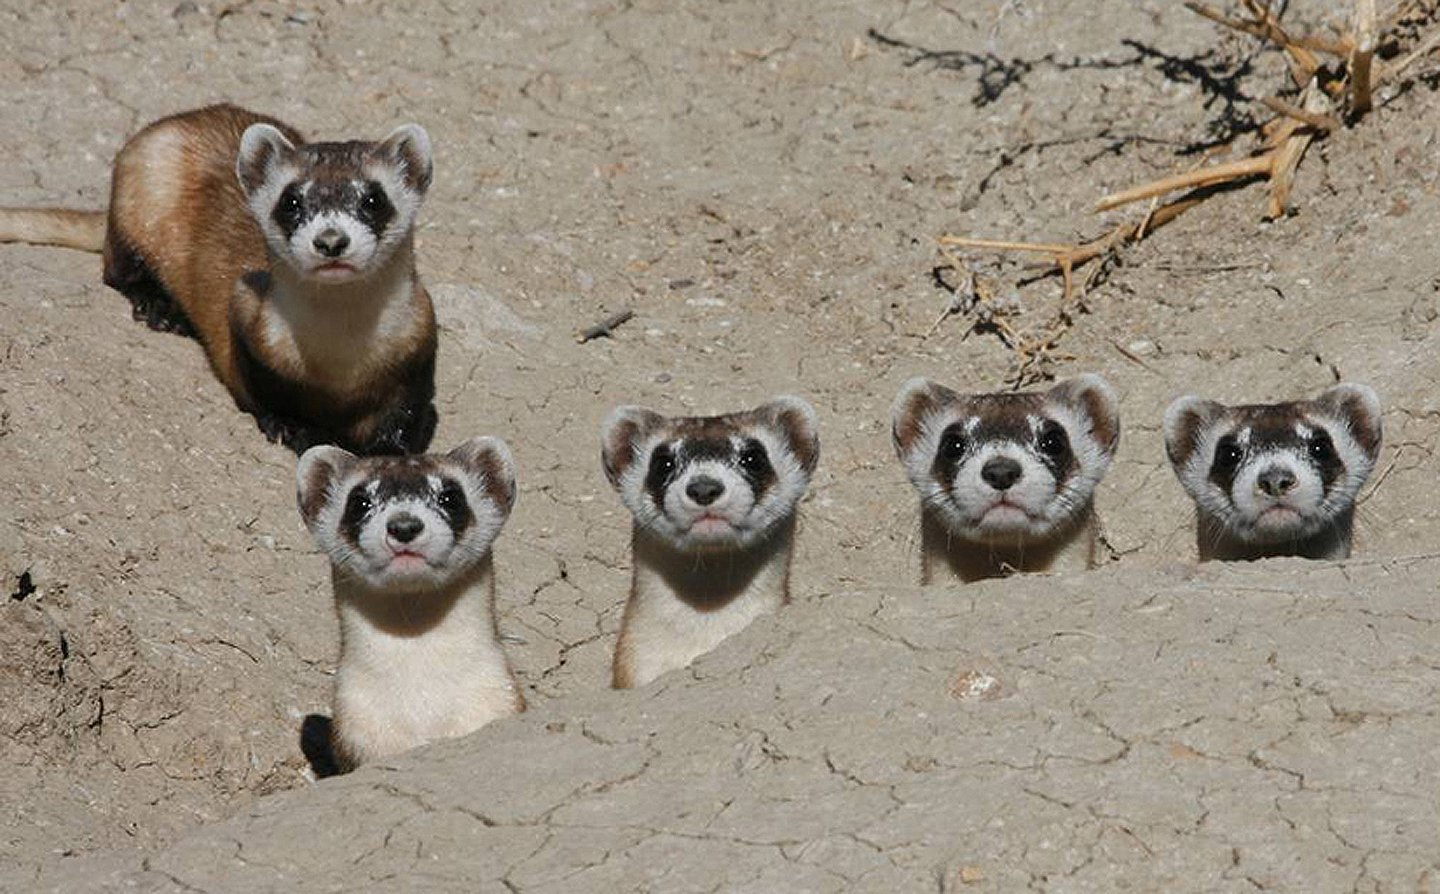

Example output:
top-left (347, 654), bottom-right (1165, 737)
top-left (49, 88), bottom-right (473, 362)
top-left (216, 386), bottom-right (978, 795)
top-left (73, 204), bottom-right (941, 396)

top-left (891, 375), bottom-right (1121, 583)
top-left (296, 438), bottom-right (524, 772)
top-left (600, 397), bottom-right (820, 689)
top-left (0, 103), bottom-right (438, 455)
top-left (1163, 384), bottom-right (1382, 561)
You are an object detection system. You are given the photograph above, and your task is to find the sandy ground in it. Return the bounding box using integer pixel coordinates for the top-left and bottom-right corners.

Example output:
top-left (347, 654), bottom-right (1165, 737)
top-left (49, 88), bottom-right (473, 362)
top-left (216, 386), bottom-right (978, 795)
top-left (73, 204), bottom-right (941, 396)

top-left (2, 0), bottom-right (1439, 889)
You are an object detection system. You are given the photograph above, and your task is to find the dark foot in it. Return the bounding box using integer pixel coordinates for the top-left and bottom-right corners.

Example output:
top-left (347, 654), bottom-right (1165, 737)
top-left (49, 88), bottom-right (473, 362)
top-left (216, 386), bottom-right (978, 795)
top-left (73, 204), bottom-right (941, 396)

top-left (254, 401), bottom-right (436, 457)
top-left (103, 237), bottom-right (197, 337)
top-left (253, 410), bottom-right (326, 454)
top-left (299, 714), bottom-right (342, 778)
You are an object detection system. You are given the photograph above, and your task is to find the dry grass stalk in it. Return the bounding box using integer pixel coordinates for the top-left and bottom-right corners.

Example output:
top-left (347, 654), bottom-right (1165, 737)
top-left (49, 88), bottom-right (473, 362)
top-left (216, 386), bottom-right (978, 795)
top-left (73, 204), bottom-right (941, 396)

top-left (934, 0), bottom-right (1440, 383)
top-left (1094, 156), bottom-right (1272, 212)
top-left (1095, 0), bottom-right (1440, 219)
top-left (1241, 0), bottom-right (1324, 82)
top-left (1351, 0), bottom-right (1377, 113)
top-left (1267, 79), bottom-right (1331, 217)
top-left (937, 192), bottom-right (1204, 384)
top-left (1259, 95), bottom-right (1338, 130)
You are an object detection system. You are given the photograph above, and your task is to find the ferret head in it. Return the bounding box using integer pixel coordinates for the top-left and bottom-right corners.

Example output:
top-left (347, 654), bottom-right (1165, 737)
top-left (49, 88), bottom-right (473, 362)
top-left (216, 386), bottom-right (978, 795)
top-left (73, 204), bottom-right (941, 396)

top-left (1163, 384), bottom-right (1382, 546)
top-left (236, 123), bottom-right (432, 283)
top-left (891, 375), bottom-right (1120, 543)
top-left (600, 396), bottom-right (820, 553)
top-left (296, 438), bottom-right (515, 592)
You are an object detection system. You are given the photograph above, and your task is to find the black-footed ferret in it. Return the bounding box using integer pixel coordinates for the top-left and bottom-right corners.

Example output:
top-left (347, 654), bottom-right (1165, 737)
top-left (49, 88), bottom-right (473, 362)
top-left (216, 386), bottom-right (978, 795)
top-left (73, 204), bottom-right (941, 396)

top-left (296, 438), bottom-right (524, 772)
top-left (0, 103), bottom-right (438, 455)
top-left (1163, 384), bottom-right (1382, 561)
top-left (891, 375), bottom-right (1120, 583)
top-left (600, 396), bottom-right (820, 689)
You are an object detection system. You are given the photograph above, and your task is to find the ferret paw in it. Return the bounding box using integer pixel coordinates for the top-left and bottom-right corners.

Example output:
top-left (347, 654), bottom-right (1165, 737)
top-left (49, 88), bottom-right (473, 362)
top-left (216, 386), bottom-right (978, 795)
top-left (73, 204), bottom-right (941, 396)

top-left (253, 411), bottom-right (323, 454)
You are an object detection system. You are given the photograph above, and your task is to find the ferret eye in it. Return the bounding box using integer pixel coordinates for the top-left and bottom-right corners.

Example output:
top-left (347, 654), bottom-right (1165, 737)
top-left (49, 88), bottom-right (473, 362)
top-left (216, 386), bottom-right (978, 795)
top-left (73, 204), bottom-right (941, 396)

top-left (1037, 421), bottom-right (1070, 459)
top-left (938, 426), bottom-right (966, 463)
top-left (273, 184), bottom-right (304, 231)
top-left (358, 182), bottom-right (391, 223)
top-left (649, 446), bottom-right (676, 479)
top-left (345, 485), bottom-right (372, 517)
top-left (738, 440), bottom-right (771, 476)
top-left (1213, 437), bottom-right (1242, 472)
top-left (1309, 431), bottom-right (1335, 462)
top-left (436, 481), bottom-right (465, 511)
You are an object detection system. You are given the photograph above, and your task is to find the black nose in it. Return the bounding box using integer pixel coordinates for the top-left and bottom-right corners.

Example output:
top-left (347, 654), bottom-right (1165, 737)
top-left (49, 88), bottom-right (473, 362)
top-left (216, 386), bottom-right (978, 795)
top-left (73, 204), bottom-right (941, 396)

top-left (980, 457), bottom-right (1023, 491)
top-left (387, 513), bottom-right (424, 543)
top-left (685, 476), bottom-right (725, 506)
top-left (313, 229), bottom-right (350, 258)
top-left (1257, 467), bottom-right (1297, 497)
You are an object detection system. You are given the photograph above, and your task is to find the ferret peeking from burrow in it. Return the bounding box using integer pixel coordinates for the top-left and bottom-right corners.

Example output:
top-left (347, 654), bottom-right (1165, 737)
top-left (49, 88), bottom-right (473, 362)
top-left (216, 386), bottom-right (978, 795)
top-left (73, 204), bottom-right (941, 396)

top-left (891, 375), bottom-right (1121, 583)
top-left (1163, 383), bottom-right (1382, 562)
top-left (296, 438), bottom-right (524, 772)
top-left (600, 396), bottom-right (820, 690)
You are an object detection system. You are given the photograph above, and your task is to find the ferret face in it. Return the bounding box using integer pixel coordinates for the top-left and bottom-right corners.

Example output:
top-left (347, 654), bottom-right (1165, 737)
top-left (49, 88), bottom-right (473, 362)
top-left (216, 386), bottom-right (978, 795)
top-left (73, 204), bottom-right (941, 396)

top-left (296, 438), bottom-right (515, 593)
top-left (892, 375), bottom-right (1120, 543)
top-left (237, 123), bottom-right (432, 283)
top-left (601, 396), bottom-right (820, 552)
top-left (1164, 384), bottom-right (1381, 545)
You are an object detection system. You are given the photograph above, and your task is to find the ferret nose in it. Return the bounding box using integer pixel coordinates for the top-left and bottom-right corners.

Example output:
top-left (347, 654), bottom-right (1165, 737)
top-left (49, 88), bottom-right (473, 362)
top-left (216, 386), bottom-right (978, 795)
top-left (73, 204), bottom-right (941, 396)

top-left (313, 228), bottom-right (350, 257)
top-left (980, 457), bottom-right (1023, 491)
top-left (1257, 467), bottom-right (1297, 497)
top-left (387, 513), bottom-right (424, 543)
top-left (685, 476), bottom-right (725, 506)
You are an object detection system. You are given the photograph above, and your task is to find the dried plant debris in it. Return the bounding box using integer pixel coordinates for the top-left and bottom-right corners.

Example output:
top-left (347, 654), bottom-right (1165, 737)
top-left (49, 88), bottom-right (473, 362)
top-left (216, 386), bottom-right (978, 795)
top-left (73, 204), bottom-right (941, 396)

top-left (935, 0), bottom-right (1440, 386)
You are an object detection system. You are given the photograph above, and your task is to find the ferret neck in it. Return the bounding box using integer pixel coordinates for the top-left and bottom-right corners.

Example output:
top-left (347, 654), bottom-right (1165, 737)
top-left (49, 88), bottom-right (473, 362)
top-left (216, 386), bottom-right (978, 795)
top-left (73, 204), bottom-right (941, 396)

top-left (333, 553), bottom-right (496, 643)
top-left (1198, 508), bottom-right (1353, 561)
top-left (921, 505), bottom-right (1096, 584)
top-left (631, 516), bottom-right (795, 610)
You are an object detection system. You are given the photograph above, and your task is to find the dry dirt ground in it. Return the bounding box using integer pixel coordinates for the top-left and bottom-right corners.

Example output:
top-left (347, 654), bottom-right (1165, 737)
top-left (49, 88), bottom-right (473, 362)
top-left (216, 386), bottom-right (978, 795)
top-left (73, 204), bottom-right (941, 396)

top-left (2, 0), bottom-right (1439, 890)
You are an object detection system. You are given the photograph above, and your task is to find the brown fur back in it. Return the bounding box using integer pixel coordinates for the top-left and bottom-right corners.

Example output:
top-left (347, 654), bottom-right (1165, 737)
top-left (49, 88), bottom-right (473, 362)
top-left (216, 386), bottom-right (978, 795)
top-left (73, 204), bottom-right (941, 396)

top-left (104, 104), bottom-right (302, 400)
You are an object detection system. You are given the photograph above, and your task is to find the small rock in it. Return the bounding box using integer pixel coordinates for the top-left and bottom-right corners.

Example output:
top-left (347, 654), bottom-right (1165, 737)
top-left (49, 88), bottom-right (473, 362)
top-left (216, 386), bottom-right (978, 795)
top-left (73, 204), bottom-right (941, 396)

top-left (949, 670), bottom-right (1002, 701)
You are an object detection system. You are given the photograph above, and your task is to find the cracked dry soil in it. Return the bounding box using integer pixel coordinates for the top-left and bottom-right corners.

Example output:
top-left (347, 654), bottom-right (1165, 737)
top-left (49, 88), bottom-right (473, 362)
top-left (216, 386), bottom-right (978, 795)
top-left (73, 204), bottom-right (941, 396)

top-left (2, 0), bottom-right (1440, 891)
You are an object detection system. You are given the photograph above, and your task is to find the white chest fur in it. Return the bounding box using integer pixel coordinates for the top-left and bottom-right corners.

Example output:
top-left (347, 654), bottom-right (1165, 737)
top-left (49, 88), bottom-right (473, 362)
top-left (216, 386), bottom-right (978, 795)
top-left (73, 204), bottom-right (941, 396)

top-left (330, 559), bottom-right (522, 768)
top-left (614, 518), bottom-right (794, 689)
top-left (258, 255), bottom-right (419, 390)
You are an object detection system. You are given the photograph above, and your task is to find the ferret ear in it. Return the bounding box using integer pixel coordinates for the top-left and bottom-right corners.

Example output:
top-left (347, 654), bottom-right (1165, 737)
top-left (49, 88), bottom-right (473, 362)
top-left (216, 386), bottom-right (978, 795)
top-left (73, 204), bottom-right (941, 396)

top-left (600, 406), bottom-right (664, 489)
top-left (295, 446), bottom-right (356, 533)
top-left (891, 377), bottom-right (955, 459)
top-left (1163, 396), bottom-right (1225, 470)
top-left (447, 437), bottom-right (517, 515)
top-left (236, 124), bottom-right (297, 196)
top-left (1048, 374), bottom-right (1120, 456)
top-left (375, 124), bottom-right (433, 195)
top-left (758, 395), bottom-right (820, 475)
top-left (1316, 382), bottom-right (1382, 460)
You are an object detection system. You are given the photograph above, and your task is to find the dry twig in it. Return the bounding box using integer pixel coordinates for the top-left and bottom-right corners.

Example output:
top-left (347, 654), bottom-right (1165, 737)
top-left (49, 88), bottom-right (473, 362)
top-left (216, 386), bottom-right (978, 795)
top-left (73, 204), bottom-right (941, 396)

top-left (932, 0), bottom-right (1440, 382)
top-left (576, 308), bottom-right (635, 343)
top-left (1351, 0), bottom-right (1377, 113)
